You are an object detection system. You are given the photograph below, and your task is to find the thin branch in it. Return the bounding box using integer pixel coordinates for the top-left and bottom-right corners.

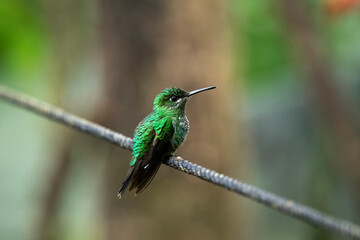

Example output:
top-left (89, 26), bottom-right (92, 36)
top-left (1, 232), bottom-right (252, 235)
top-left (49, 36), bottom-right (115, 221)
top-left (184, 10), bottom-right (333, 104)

top-left (0, 84), bottom-right (359, 239)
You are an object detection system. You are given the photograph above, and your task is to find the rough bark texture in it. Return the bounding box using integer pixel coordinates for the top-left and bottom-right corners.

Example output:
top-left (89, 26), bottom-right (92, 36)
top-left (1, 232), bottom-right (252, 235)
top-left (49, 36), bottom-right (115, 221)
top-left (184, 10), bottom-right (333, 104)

top-left (98, 0), bottom-right (245, 239)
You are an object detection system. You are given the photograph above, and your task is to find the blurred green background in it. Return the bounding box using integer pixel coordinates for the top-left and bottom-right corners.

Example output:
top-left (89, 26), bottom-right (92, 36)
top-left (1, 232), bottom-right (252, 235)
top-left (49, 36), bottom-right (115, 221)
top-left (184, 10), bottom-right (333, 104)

top-left (0, 0), bottom-right (359, 239)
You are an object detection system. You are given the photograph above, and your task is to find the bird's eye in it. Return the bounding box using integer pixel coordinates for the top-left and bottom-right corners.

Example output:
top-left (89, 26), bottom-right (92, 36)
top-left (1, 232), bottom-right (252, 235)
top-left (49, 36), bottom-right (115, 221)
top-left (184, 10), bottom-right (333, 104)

top-left (170, 96), bottom-right (179, 102)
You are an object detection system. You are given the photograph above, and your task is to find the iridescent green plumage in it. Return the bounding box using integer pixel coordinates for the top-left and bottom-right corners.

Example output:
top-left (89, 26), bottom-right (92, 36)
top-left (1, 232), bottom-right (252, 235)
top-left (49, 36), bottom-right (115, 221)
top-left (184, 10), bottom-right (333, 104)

top-left (118, 86), bottom-right (216, 198)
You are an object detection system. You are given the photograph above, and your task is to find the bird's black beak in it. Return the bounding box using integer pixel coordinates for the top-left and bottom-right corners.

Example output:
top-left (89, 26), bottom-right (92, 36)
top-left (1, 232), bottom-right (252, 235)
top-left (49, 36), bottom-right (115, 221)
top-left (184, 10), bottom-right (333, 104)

top-left (188, 86), bottom-right (216, 97)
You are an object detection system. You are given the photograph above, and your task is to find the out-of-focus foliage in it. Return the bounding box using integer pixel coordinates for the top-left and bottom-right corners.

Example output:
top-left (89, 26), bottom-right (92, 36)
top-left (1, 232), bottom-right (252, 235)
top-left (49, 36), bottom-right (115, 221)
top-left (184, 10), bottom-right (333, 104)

top-left (0, 2), bottom-right (47, 240)
top-left (231, 0), bottom-right (295, 89)
top-left (0, 0), bottom-right (46, 83)
top-left (230, 1), bottom-right (360, 239)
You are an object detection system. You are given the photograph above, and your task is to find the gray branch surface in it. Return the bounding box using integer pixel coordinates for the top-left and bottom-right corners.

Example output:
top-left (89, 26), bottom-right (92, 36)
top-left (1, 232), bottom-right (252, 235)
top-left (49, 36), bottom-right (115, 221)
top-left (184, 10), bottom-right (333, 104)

top-left (0, 84), bottom-right (359, 239)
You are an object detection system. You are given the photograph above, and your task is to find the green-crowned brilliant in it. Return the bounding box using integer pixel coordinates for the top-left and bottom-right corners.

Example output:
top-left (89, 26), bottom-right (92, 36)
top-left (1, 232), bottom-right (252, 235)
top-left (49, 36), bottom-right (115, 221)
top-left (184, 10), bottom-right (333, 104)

top-left (118, 86), bottom-right (216, 198)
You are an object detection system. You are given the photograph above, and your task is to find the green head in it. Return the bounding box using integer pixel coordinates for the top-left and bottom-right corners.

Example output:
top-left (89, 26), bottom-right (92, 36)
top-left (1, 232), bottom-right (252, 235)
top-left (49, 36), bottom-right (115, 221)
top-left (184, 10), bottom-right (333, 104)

top-left (153, 86), bottom-right (216, 115)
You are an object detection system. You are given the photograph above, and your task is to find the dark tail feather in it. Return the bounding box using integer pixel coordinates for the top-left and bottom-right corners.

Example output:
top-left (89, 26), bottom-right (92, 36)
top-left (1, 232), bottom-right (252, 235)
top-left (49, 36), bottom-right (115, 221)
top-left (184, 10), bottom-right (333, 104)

top-left (121, 140), bottom-right (170, 197)
top-left (117, 166), bottom-right (135, 199)
top-left (130, 161), bottom-right (162, 195)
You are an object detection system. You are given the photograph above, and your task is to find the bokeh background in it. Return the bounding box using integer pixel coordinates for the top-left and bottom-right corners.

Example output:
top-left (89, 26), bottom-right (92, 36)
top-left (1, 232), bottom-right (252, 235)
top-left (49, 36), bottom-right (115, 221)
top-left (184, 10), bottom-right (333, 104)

top-left (0, 0), bottom-right (359, 239)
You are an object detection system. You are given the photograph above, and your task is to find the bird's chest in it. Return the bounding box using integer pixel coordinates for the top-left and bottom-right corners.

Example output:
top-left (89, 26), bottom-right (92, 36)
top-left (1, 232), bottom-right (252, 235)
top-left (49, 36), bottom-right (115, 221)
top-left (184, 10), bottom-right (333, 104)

top-left (171, 116), bottom-right (189, 152)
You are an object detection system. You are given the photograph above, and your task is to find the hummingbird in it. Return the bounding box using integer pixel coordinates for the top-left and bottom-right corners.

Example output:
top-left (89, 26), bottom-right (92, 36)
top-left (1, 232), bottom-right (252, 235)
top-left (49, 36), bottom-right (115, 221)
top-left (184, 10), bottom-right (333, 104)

top-left (118, 86), bottom-right (216, 198)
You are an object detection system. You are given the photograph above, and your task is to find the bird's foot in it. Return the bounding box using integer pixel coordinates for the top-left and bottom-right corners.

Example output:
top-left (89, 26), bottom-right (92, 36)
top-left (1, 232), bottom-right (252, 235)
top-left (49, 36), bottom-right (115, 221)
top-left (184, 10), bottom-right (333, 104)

top-left (175, 155), bottom-right (183, 160)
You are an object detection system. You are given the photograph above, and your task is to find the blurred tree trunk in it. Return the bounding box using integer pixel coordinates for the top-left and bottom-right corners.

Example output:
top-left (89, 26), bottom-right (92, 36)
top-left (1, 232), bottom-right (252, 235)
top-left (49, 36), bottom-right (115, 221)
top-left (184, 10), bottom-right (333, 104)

top-left (98, 0), bottom-right (247, 239)
top-left (35, 1), bottom-right (98, 239)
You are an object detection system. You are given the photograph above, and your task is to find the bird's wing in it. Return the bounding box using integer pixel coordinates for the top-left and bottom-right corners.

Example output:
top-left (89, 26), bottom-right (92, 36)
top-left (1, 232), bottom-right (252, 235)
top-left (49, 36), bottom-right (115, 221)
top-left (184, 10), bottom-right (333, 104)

top-left (153, 115), bottom-right (174, 142)
top-left (118, 115), bottom-right (155, 198)
top-left (129, 116), bottom-right (174, 194)
top-left (131, 115), bottom-right (155, 165)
